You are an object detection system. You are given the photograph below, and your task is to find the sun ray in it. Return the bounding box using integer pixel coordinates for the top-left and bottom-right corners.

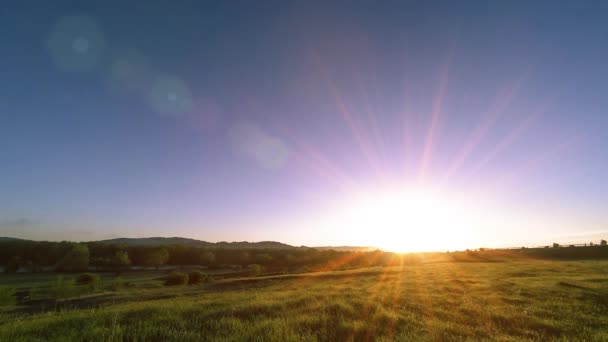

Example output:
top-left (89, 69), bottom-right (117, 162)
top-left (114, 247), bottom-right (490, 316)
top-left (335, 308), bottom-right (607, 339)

top-left (418, 51), bottom-right (452, 183)
top-left (486, 134), bottom-right (582, 195)
top-left (309, 46), bottom-right (385, 177)
top-left (466, 102), bottom-right (548, 179)
top-left (356, 69), bottom-right (388, 174)
top-left (439, 76), bottom-right (526, 186)
top-left (273, 123), bottom-right (359, 194)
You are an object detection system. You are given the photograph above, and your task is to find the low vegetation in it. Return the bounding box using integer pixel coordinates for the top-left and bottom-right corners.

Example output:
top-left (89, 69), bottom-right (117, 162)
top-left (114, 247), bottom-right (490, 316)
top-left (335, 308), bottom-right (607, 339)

top-left (0, 287), bottom-right (15, 306)
top-left (48, 276), bottom-right (77, 299)
top-left (188, 270), bottom-right (208, 285)
top-left (164, 271), bottom-right (189, 286)
top-left (0, 259), bottom-right (607, 341)
top-left (75, 273), bottom-right (100, 287)
top-left (110, 276), bottom-right (129, 291)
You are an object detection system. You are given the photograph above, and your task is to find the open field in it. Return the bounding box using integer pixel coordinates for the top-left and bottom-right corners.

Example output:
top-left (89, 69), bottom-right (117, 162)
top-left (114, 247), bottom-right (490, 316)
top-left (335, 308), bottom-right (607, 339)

top-left (1, 259), bottom-right (607, 341)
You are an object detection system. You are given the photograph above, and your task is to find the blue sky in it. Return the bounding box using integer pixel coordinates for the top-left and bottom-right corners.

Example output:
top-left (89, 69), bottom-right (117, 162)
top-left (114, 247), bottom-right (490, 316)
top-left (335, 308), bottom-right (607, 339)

top-left (1, 1), bottom-right (607, 249)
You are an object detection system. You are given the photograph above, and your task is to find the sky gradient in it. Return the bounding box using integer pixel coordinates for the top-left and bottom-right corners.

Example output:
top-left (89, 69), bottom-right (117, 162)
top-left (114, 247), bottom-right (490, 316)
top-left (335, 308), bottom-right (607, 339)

top-left (1, 1), bottom-right (607, 250)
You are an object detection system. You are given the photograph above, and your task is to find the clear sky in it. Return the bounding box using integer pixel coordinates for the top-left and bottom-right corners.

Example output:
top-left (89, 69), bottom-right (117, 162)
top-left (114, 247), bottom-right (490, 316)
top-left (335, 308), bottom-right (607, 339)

top-left (1, 1), bottom-right (607, 250)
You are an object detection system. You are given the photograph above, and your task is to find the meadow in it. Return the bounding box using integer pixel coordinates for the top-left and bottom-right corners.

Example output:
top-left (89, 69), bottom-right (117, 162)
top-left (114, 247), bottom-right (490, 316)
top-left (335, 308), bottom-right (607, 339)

top-left (1, 258), bottom-right (607, 341)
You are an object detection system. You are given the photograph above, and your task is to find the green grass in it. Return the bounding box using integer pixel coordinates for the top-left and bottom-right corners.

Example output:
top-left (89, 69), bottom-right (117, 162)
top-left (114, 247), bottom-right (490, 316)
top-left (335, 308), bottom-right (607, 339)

top-left (0, 287), bottom-right (15, 306)
top-left (1, 260), bottom-right (607, 341)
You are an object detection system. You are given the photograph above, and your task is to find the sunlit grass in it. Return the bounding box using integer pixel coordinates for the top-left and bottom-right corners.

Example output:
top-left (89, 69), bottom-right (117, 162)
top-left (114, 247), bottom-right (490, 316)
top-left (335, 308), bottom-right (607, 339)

top-left (1, 260), bottom-right (607, 341)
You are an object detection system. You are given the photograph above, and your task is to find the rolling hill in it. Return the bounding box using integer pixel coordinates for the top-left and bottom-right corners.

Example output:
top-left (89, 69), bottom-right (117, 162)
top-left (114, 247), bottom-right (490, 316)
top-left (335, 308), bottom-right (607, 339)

top-left (97, 237), bottom-right (300, 249)
top-left (0, 237), bottom-right (28, 242)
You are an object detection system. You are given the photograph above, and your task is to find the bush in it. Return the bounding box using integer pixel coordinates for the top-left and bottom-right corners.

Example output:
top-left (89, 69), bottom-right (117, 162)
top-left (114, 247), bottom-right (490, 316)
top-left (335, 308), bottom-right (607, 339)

top-left (76, 273), bottom-right (99, 285)
top-left (164, 271), bottom-right (189, 286)
top-left (0, 287), bottom-right (16, 306)
top-left (50, 276), bottom-right (77, 299)
top-left (110, 276), bottom-right (129, 291)
top-left (76, 273), bottom-right (100, 292)
top-left (188, 270), bottom-right (208, 285)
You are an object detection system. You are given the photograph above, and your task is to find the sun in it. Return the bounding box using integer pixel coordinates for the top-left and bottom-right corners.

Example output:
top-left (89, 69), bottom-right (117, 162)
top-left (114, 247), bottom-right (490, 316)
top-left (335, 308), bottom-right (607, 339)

top-left (330, 188), bottom-right (480, 253)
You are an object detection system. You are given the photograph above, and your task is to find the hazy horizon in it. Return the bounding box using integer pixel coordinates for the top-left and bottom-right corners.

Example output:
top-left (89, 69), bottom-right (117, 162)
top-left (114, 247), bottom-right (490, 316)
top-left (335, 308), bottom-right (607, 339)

top-left (2, 2), bottom-right (608, 252)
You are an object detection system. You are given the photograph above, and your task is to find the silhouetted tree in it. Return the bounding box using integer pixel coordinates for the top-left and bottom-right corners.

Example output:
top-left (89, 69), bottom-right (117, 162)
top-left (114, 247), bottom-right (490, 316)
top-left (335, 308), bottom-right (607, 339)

top-left (255, 253), bottom-right (272, 264)
top-left (248, 264), bottom-right (262, 276)
top-left (55, 244), bottom-right (90, 272)
top-left (199, 251), bottom-right (215, 266)
top-left (283, 253), bottom-right (297, 266)
top-left (112, 251), bottom-right (131, 269)
top-left (5, 256), bottom-right (22, 273)
top-left (239, 251), bottom-right (250, 265)
top-left (143, 247), bottom-right (169, 269)
top-left (553, 243), bottom-right (560, 248)
top-left (601, 239), bottom-right (607, 246)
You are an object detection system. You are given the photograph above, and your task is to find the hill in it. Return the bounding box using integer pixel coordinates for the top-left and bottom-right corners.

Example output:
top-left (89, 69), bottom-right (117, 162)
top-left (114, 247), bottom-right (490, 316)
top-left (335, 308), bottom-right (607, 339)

top-left (1, 236), bottom-right (375, 251)
top-left (0, 237), bottom-right (28, 242)
top-left (97, 237), bottom-right (299, 249)
top-left (312, 246), bottom-right (378, 252)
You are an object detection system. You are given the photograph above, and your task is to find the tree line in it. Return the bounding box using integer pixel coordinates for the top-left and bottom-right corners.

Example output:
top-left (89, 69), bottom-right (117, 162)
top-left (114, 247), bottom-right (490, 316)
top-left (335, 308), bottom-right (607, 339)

top-left (3, 239), bottom-right (607, 273)
top-left (0, 240), bottom-right (399, 273)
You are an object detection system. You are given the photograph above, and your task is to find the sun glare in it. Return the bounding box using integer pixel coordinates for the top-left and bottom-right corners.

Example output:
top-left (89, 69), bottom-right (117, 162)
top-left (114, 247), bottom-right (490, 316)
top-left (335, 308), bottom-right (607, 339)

top-left (330, 188), bottom-right (481, 253)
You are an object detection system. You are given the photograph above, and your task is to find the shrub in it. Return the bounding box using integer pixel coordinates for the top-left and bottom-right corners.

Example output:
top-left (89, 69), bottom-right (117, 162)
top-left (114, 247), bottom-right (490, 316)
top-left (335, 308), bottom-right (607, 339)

top-left (76, 273), bottom-right (100, 292)
top-left (164, 271), bottom-right (189, 286)
top-left (0, 287), bottom-right (16, 306)
top-left (188, 270), bottom-right (208, 285)
top-left (50, 276), bottom-right (76, 299)
top-left (76, 273), bottom-right (100, 285)
top-left (110, 276), bottom-right (129, 291)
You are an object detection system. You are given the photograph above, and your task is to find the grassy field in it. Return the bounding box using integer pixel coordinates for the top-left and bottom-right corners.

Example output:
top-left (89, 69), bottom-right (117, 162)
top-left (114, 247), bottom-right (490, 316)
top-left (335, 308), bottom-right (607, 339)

top-left (1, 260), bottom-right (607, 341)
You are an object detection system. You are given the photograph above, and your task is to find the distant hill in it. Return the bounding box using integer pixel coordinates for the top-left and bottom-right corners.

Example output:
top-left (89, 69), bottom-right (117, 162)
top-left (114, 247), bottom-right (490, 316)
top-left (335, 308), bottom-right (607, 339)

top-left (0, 237), bottom-right (29, 242)
top-left (1, 236), bottom-right (374, 252)
top-left (97, 237), bottom-right (299, 249)
top-left (313, 246), bottom-right (379, 252)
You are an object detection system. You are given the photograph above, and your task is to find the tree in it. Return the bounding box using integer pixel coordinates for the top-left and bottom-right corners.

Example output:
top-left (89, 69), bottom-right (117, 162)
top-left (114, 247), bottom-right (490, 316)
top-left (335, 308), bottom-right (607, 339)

top-left (248, 264), bottom-right (262, 277)
top-left (199, 251), bottom-right (215, 266)
top-left (239, 251), bottom-right (250, 265)
top-left (55, 244), bottom-right (89, 272)
top-left (601, 240), bottom-right (607, 246)
top-left (5, 256), bottom-right (22, 273)
top-left (255, 253), bottom-right (273, 264)
top-left (552, 243), bottom-right (560, 248)
top-left (112, 251), bottom-right (131, 269)
top-left (284, 253), bottom-right (296, 265)
top-left (143, 248), bottom-right (169, 269)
